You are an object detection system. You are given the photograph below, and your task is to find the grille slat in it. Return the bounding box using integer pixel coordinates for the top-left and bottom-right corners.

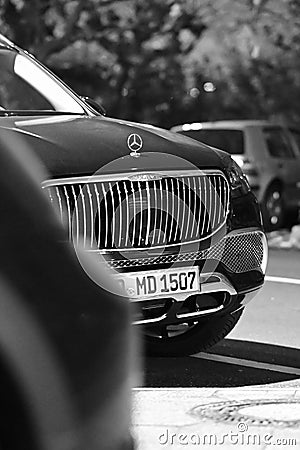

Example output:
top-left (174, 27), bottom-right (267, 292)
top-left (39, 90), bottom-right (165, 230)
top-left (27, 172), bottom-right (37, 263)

top-left (55, 186), bottom-right (63, 223)
top-left (137, 181), bottom-right (143, 247)
top-left (108, 182), bottom-right (115, 247)
top-left (145, 182), bottom-right (151, 246)
top-left (94, 183), bottom-right (101, 248)
top-left (79, 186), bottom-right (87, 247)
top-left (153, 180), bottom-right (158, 245)
top-left (124, 181), bottom-right (130, 247)
top-left (190, 177), bottom-right (197, 238)
top-left (170, 178), bottom-right (175, 242)
top-left (101, 183), bottom-right (108, 248)
top-left (45, 171), bottom-right (229, 250)
top-left (158, 179), bottom-right (163, 244)
top-left (162, 179), bottom-right (168, 243)
top-left (208, 175), bottom-right (212, 234)
top-left (185, 177), bottom-right (191, 240)
top-left (180, 178), bottom-right (186, 240)
top-left (71, 185), bottom-right (79, 244)
top-left (116, 182), bottom-right (122, 248)
top-left (86, 185), bottom-right (94, 247)
top-left (212, 175), bottom-right (217, 230)
top-left (196, 176), bottom-right (202, 238)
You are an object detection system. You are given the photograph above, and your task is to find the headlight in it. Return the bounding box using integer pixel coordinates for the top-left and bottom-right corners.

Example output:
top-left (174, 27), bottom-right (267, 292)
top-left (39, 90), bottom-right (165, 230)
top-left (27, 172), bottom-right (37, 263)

top-left (227, 158), bottom-right (251, 194)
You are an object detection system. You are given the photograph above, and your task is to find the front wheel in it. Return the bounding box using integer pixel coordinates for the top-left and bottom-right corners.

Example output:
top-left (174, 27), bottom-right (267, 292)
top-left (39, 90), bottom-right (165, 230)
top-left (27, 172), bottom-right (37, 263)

top-left (145, 309), bottom-right (243, 357)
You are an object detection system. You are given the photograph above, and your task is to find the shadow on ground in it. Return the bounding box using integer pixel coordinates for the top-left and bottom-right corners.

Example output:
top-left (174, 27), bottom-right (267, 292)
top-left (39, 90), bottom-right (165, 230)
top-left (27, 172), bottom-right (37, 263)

top-left (142, 339), bottom-right (300, 388)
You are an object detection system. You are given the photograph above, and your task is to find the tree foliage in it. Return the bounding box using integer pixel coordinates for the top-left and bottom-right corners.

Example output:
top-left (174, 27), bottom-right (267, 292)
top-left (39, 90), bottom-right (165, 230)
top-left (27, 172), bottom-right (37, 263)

top-left (186, 0), bottom-right (300, 125)
top-left (0, 0), bottom-right (300, 126)
top-left (0, 0), bottom-right (205, 126)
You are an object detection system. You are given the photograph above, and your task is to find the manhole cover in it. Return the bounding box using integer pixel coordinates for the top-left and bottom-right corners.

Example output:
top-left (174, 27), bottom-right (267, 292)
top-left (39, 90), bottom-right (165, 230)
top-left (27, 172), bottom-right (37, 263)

top-left (191, 399), bottom-right (300, 428)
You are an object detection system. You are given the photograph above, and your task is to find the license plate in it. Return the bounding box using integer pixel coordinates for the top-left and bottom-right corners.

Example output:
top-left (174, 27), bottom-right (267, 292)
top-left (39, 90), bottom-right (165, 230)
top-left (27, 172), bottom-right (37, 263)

top-left (116, 267), bottom-right (200, 299)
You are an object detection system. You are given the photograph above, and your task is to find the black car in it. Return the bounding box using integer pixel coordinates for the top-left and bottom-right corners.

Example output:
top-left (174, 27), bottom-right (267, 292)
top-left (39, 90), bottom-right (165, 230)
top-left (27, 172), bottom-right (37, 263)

top-left (0, 34), bottom-right (268, 357)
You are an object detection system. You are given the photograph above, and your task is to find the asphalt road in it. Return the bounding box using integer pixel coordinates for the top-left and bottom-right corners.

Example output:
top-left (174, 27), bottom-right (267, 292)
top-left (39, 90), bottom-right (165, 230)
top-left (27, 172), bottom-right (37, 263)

top-left (141, 248), bottom-right (300, 387)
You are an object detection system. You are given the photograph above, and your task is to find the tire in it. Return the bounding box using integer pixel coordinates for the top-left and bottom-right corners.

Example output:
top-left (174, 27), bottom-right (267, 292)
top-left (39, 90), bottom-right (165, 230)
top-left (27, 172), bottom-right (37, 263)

top-left (261, 183), bottom-right (285, 231)
top-left (145, 309), bottom-right (243, 357)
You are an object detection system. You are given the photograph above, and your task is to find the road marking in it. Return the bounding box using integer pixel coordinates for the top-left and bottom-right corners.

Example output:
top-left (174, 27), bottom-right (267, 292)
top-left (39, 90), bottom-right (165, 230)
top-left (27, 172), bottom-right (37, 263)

top-left (265, 275), bottom-right (300, 286)
top-left (192, 353), bottom-right (300, 376)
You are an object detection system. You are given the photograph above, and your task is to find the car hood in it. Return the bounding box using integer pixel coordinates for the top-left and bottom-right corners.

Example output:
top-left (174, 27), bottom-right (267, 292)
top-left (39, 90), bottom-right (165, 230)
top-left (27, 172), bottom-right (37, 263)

top-left (0, 114), bottom-right (231, 178)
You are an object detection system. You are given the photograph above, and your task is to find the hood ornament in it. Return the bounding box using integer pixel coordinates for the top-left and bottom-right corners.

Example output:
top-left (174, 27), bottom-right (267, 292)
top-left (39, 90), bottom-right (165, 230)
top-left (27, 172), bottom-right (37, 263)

top-left (127, 133), bottom-right (143, 157)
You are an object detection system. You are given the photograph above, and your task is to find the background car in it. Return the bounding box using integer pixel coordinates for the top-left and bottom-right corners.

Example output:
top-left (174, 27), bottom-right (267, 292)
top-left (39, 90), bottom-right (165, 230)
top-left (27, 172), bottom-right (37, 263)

top-left (0, 34), bottom-right (267, 358)
top-left (171, 121), bottom-right (300, 230)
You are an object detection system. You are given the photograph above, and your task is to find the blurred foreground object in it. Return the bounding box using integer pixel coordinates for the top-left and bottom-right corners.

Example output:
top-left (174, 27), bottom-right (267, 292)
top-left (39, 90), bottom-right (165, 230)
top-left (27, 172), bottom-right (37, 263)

top-left (0, 130), bottom-right (134, 449)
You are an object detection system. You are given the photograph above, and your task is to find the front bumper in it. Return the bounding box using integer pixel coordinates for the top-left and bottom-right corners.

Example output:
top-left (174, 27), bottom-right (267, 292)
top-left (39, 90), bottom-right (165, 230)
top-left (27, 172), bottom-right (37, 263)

top-left (107, 228), bottom-right (267, 326)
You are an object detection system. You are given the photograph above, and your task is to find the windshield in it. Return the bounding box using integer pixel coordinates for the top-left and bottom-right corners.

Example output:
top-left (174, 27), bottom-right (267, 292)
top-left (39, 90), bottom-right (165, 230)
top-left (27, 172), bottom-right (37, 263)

top-left (0, 46), bottom-right (85, 114)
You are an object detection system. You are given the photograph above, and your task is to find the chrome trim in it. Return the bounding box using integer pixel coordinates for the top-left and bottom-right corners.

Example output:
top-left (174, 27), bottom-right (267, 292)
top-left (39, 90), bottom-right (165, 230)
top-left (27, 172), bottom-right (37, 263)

top-left (71, 185), bottom-right (79, 244)
top-left (124, 181), bottom-right (130, 247)
top-left (218, 176), bottom-right (222, 224)
top-left (208, 174), bottom-right (212, 233)
top-left (79, 185), bottom-right (87, 247)
top-left (130, 180), bottom-right (136, 248)
top-left (158, 179), bottom-right (163, 244)
top-left (185, 177), bottom-right (191, 240)
top-left (137, 181), bottom-right (143, 246)
top-left (87, 184), bottom-right (94, 247)
top-left (153, 180), bottom-right (158, 244)
top-left (212, 175), bottom-right (217, 229)
top-left (101, 183), bottom-right (108, 248)
top-left (201, 273), bottom-right (237, 296)
top-left (132, 272), bottom-right (237, 325)
top-left (55, 186), bottom-right (63, 222)
top-left (133, 314), bottom-right (168, 326)
top-left (109, 182), bottom-right (115, 247)
top-left (94, 183), bottom-right (101, 248)
top-left (170, 178), bottom-right (175, 241)
top-left (63, 185), bottom-right (71, 239)
top-left (116, 181), bottom-right (122, 248)
top-left (128, 173), bottom-right (163, 181)
top-left (261, 232), bottom-right (268, 274)
top-left (145, 181), bottom-right (151, 245)
top-left (190, 176), bottom-right (197, 237)
top-left (176, 178), bottom-right (180, 241)
top-left (164, 178), bottom-right (169, 242)
top-left (41, 169), bottom-right (229, 187)
top-left (176, 304), bottom-right (224, 319)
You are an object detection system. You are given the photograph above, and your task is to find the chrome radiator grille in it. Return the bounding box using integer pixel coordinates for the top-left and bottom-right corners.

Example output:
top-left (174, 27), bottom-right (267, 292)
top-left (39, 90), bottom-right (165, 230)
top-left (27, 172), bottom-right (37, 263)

top-left (44, 171), bottom-right (229, 250)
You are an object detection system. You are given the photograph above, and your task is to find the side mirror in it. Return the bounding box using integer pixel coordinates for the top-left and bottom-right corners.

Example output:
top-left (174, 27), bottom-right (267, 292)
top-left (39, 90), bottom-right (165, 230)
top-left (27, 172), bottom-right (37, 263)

top-left (81, 96), bottom-right (106, 116)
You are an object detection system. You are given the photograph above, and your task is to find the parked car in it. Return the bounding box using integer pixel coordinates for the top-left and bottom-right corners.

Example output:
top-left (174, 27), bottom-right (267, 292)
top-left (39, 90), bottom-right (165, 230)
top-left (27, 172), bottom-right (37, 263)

top-left (0, 34), bottom-right (267, 359)
top-left (171, 121), bottom-right (300, 230)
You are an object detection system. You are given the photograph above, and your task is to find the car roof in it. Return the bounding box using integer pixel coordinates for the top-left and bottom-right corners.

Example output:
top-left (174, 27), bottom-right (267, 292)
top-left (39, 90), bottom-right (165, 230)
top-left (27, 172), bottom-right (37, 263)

top-left (171, 120), bottom-right (280, 132)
